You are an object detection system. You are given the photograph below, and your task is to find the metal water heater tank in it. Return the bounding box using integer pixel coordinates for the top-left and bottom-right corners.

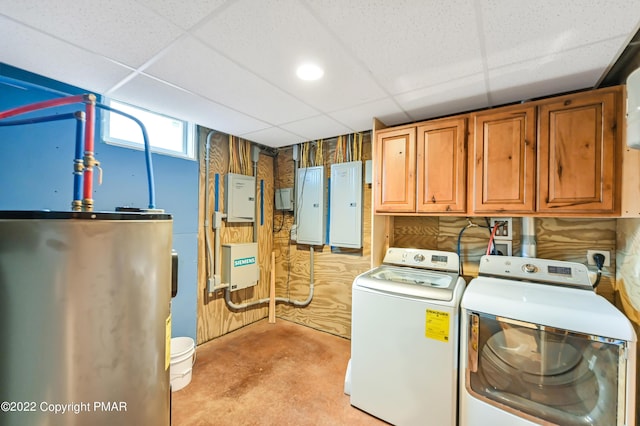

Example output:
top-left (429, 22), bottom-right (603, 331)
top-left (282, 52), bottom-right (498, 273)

top-left (0, 210), bottom-right (173, 426)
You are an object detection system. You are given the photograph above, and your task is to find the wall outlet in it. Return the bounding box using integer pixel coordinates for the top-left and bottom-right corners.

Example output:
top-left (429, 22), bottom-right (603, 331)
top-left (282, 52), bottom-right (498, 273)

top-left (492, 241), bottom-right (513, 256)
top-left (290, 224), bottom-right (297, 241)
top-left (490, 218), bottom-right (513, 240)
top-left (587, 250), bottom-right (611, 267)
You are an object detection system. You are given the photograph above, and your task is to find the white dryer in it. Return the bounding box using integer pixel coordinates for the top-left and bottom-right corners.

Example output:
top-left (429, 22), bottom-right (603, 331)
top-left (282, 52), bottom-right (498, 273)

top-left (459, 255), bottom-right (637, 426)
top-left (350, 248), bottom-right (466, 426)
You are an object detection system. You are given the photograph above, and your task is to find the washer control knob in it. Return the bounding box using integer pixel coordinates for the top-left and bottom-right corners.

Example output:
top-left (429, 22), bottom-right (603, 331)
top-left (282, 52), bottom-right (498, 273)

top-left (523, 264), bottom-right (538, 273)
top-left (414, 254), bottom-right (425, 263)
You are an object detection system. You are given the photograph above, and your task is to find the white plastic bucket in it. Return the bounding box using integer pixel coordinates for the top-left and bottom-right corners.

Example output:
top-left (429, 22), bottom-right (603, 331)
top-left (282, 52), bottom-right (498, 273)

top-left (170, 337), bottom-right (195, 392)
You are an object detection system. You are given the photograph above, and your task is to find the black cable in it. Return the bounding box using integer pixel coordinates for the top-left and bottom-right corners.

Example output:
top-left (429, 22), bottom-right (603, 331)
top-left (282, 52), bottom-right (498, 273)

top-left (592, 253), bottom-right (605, 289)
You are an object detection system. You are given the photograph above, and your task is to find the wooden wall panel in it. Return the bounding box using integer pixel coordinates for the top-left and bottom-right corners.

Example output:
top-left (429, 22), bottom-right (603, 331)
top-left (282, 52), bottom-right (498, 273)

top-left (616, 218), bottom-right (640, 324)
top-left (393, 216), bottom-right (617, 301)
top-left (273, 135), bottom-right (373, 339)
top-left (196, 129), bottom-right (274, 344)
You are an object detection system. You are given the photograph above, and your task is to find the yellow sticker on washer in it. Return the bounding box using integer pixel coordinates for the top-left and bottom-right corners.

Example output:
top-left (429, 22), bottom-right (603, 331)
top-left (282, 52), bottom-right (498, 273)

top-left (165, 314), bottom-right (172, 370)
top-left (425, 309), bottom-right (450, 342)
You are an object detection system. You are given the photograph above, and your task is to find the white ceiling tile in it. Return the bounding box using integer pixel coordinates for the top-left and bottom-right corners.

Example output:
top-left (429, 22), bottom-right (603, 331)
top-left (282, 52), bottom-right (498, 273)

top-left (240, 127), bottom-right (305, 148)
top-left (193, 0), bottom-right (386, 112)
top-left (134, 0), bottom-right (228, 30)
top-left (395, 74), bottom-right (490, 120)
top-left (481, 0), bottom-right (640, 69)
top-left (0, 17), bottom-right (132, 94)
top-left (109, 74), bottom-right (270, 136)
top-left (328, 99), bottom-right (411, 132)
top-left (0, 0), bottom-right (183, 68)
top-left (279, 115), bottom-right (352, 142)
top-left (305, 0), bottom-right (484, 94)
top-left (145, 36), bottom-right (320, 124)
top-left (488, 37), bottom-right (627, 105)
top-left (1, 1), bottom-right (638, 148)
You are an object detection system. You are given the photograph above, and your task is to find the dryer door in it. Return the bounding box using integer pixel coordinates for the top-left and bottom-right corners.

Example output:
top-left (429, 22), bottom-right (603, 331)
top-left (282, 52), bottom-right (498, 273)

top-left (465, 312), bottom-right (629, 426)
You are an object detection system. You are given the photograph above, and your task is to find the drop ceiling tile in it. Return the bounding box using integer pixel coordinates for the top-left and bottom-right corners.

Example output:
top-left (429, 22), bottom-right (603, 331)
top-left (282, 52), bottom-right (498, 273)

top-left (0, 17), bottom-right (132, 94)
top-left (328, 98), bottom-right (411, 131)
top-left (488, 37), bottom-right (628, 105)
top-left (0, 0), bottom-right (183, 68)
top-left (193, 0), bottom-right (386, 112)
top-left (240, 126), bottom-right (304, 148)
top-left (305, 0), bottom-right (484, 94)
top-left (481, 0), bottom-right (640, 69)
top-left (109, 74), bottom-right (270, 136)
top-left (134, 0), bottom-right (228, 30)
top-left (279, 115), bottom-right (352, 142)
top-left (145, 36), bottom-right (319, 124)
top-left (395, 73), bottom-right (490, 120)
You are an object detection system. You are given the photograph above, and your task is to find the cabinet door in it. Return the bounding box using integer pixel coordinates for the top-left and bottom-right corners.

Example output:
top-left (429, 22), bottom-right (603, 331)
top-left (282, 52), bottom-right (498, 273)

top-left (537, 90), bottom-right (619, 214)
top-left (374, 127), bottom-right (416, 213)
top-left (470, 106), bottom-right (536, 214)
top-left (416, 117), bottom-right (466, 213)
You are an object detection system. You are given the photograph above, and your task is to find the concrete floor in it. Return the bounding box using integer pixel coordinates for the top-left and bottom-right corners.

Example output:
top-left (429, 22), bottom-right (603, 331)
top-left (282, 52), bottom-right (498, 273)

top-left (171, 319), bottom-right (386, 425)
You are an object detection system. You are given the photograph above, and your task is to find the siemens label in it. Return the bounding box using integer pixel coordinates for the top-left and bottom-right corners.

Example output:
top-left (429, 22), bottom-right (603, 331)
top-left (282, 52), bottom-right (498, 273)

top-left (234, 257), bottom-right (256, 267)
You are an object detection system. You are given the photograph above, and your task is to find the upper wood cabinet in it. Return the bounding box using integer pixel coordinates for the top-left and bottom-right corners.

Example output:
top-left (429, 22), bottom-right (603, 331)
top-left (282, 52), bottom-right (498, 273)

top-left (374, 127), bottom-right (416, 213)
top-left (469, 105), bottom-right (537, 214)
top-left (374, 117), bottom-right (466, 214)
top-left (373, 85), bottom-right (622, 217)
top-left (537, 89), bottom-right (620, 214)
top-left (417, 117), bottom-right (466, 213)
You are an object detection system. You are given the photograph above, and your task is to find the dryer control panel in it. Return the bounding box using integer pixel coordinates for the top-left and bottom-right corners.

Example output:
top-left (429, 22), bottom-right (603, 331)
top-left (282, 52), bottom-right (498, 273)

top-left (478, 255), bottom-right (592, 290)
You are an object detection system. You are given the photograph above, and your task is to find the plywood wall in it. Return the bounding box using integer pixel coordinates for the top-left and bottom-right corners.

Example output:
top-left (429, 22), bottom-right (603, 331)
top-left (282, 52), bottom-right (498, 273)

top-left (195, 125), bottom-right (624, 345)
top-left (392, 216), bottom-right (617, 302)
top-left (272, 135), bottom-right (373, 339)
top-left (196, 130), bottom-right (274, 344)
top-left (616, 218), bottom-right (640, 324)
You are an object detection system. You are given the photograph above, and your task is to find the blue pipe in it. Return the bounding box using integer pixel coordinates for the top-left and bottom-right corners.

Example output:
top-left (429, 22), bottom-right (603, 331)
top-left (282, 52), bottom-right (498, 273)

top-left (0, 112), bottom-right (78, 126)
top-left (0, 111), bottom-right (87, 210)
top-left (73, 112), bottom-right (86, 208)
top-left (214, 173), bottom-right (219, 212)
top-left (260, 179), bottom-right (264, 226)
top-left (95, 102), bottom-right (156, 209)
top-left (326, 177), bottom-right (331, 245)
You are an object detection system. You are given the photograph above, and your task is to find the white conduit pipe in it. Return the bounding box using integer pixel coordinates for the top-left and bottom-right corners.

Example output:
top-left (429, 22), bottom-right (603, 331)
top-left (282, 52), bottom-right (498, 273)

top-left (521, 216), bottom-right (537, 258)
top-left (224, 246), bottom-right (315, 310)
top-left (204, 131), bottom-right (215, 292)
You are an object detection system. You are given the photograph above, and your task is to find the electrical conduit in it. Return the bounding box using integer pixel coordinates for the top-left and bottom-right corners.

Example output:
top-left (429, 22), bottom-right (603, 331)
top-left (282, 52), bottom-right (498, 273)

top-left (224, 246), bottom-right (314, 309)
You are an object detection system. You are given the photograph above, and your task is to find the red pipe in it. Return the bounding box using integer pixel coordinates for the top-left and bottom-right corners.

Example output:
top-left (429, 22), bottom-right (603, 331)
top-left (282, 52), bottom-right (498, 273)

top-left (0, 94), bottom-right (86, 120)
top-left (82, 94), bottom-right (97, 211)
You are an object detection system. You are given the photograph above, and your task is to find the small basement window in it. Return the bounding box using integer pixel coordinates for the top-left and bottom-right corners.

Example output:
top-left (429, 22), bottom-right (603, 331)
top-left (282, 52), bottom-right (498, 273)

top-left (103, 99), bottom-right (195, 160)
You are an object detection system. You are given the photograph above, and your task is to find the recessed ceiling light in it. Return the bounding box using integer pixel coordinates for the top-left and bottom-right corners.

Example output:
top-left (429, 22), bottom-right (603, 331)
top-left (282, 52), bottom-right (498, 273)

top-left (296, 63), bottom-right (324, 81)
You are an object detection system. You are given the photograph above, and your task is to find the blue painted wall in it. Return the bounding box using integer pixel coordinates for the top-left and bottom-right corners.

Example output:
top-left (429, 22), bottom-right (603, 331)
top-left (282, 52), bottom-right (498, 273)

top-left (0, 64), bottom-right (199, 340)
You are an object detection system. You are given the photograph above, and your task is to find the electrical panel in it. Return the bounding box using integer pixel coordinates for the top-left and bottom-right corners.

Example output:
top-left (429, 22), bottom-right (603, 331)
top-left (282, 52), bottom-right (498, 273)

top-left (222, 243), bottom-right (260, 292)
top-left (330, 161), bottom-right (362, 248)
top-left (275, 188), bottom-right (294, 211)
top-left (225, 173), bottom-right (255, 222)
top-left (296, 166), bottom-right (325, 245)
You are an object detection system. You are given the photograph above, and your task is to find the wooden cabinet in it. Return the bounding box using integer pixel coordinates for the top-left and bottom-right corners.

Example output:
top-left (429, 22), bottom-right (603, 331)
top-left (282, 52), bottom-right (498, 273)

top-left (469, 105), bottom-right (536, 214)
top-left (417, 117), bottom-right (466, 213)
top-left (374, 85), bottom-right (622, 217)
top-left (374, 127), bottom-right (416, 213)
top-left (374, 117), bottom-right (466, 214)
top-left (537, 89), bottom-right (620, 214)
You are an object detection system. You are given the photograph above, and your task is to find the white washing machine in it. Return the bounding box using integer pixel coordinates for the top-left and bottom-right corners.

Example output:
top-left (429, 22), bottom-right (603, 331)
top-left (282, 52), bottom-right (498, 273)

top-left (459, 255), bottom-right (637, 426)
top-left (349, 248), bottom-right (466, 426)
